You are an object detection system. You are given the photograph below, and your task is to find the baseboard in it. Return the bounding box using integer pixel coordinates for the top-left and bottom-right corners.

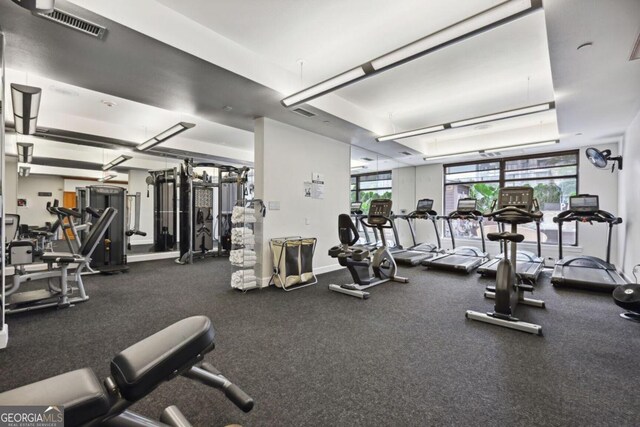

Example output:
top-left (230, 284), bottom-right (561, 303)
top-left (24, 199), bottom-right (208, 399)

top-left (257, 263), bottom-right (343, 288)
top-left (128, 251), bottom-right (180, 263)
top-left (0, 325), bottom-right (8, 350)
top-left (314, 263), bottom-right (344, 275)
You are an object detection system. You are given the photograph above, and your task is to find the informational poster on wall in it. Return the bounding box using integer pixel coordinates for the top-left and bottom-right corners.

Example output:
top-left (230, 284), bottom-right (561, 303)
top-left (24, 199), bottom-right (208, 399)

top-left (311, 172), bottom-right (325, 200)
top-left (303, 181), bottom-right (312, 198)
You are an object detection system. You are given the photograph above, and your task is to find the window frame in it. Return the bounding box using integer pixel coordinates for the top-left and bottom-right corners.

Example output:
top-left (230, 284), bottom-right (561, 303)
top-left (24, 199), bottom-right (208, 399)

top-left (351, 170), bottom-right (393, 205)
top-left (443, 149), bottom-right (580, 246)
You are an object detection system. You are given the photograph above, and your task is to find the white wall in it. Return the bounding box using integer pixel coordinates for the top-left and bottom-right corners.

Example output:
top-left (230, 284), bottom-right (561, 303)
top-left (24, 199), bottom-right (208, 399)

top-left (16, 175), bottom-right (65, 226)
top-left (128, 170), bottom-right (154, 246)
top-left (4, 158), bottom-right (17, 215)
top-left (391, 167), bottom-right (417, 247)
top-left (618, 109), bottom-right (640, 279)
top-left (394, 144), bottom-right (619, 265)
top-left (254, 117), bottom-right (350, 285)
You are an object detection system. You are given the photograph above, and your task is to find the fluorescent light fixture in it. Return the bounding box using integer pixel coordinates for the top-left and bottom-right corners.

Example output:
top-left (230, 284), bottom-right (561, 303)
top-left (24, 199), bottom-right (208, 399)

top-left (18, 166), bottom-right (31, 177)
top-left (423, 150), bottom-right (478, 161)
top-left (16, 142), bottom-right (34, 163)
top-left (376, 101), bottom-right (554, 142)
top-left (135, 122), bottom-right (195, 151)
top-left (98, 173), bottom-right (117, 182)
top-left (483, 139), bottom-right (559, 153)
top-left (351, 165), bottom-right (369, 171)
top-left (281, 67), bottom-right (366, 107)
top-left (377, 125), bottom-right (446, 142)
top-left (280, 0), bottom-right (539, 107)
top-left (102, 155), bottom-right (132, 171)
top-left (371, 0), bottom-right (534, 70)
top-left (450, 103), bottom-right (552, 128)
top-left (11, 83), bottom-right (42, 135)
top-left (11, 0), bottom-right (55, 13)
top-left (423, 139), bottom-right (560, 161)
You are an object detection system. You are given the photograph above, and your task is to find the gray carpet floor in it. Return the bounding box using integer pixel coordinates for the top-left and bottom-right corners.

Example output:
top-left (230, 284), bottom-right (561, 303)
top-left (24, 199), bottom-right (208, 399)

top-left (1, 258), bottom-right (638, 426)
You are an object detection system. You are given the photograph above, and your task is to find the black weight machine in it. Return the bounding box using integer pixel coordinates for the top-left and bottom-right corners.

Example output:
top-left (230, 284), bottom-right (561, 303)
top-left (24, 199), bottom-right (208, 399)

top-left (147, 168), bottom-right (178, 252)
top-left (177, 159), bottom-right (249, 265)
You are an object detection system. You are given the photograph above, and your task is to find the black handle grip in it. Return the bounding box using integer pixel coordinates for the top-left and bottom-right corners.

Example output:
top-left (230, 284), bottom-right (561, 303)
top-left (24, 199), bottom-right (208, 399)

top-left (136, 231), bottom-right (147, 237)
top-left (225, 383), bottom-right (254, 413)
top-left (85, 207), bottom-right (102, 218)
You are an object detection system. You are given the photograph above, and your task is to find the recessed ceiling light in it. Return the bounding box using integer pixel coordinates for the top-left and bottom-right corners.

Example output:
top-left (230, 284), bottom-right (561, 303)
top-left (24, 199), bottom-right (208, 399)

top-left (101, 100), bottom-right (117, 107)
top-left (222, 105), bottom-right (233, 112)
top-left (577, 42), bottom-right (593, 51)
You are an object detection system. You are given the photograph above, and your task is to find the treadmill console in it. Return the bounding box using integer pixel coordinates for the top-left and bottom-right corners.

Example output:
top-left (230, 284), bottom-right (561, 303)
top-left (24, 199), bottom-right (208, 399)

top-left (497, 187), bottom-right (533, 211)
top-left (350, 202), bottom-right (362, 214)
top-left (368, 199), bottom-right (392, 225)
top-left (456, 198), bottom-right (477, 213)
top-left (415, 199), bottom-right (434, 214)
top-left (570, 195), bottom-right (599, 214)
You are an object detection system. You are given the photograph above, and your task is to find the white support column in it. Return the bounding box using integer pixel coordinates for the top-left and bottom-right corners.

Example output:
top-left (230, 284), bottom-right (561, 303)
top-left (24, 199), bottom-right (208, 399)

top-left (253, 117), bottom-right (351, 287)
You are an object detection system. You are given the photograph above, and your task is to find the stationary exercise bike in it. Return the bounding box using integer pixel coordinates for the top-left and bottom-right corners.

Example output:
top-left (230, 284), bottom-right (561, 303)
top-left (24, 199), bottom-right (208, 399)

top-left (466, 187), bottom-right (545, 335)
top-left (328, 199), bottom-right (408, 299)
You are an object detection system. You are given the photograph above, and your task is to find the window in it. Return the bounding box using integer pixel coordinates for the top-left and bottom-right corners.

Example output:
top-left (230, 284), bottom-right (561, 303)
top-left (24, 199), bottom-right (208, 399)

top-left (443, 151), bottom-right (578, 245)
top-left (351, 171), bottom-right (392, 214)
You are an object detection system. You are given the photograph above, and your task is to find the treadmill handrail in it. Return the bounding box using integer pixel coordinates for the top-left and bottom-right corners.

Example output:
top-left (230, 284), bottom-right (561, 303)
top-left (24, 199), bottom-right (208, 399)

top-left (553, 209), bottom-right (621, 224)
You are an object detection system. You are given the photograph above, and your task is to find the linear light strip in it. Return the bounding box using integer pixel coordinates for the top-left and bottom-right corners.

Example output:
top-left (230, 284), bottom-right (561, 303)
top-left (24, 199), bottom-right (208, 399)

top-left (136, 122), bottom-right (196, 151)
top-left (423, 139), bottom-right (559, 161)
top-left (377, 102), bottom-right (553, 142)
top-left (281, 0), bottom-right (541, 108)
top-left (102, 155), bottom-right (132, 171)
top-left (281, 67), bottom-right (366, 108)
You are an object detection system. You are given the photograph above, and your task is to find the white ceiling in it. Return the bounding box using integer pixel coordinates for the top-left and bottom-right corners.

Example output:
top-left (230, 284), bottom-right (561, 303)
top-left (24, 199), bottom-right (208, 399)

top-left (6, 0), bottom-right (639, 169)
top-left (155, 0), bottom-right (505, 86)
top-left (4, 69), bottom-right (254, 166)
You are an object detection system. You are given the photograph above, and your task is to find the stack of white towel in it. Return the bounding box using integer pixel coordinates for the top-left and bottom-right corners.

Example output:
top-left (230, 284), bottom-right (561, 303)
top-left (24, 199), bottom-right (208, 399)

top-left (231, 206), bottom-right (257, 224)
top-left (229, 249), bottom-right (257, 267)
top-left (231, 227), bottom-right (255, 245)
top-left (231, 269), bottom-right (257, 290)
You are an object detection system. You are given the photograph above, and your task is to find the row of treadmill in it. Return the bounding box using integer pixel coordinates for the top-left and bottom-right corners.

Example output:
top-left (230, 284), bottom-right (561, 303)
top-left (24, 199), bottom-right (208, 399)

top-left (350, 192), bottom-right (627, 293)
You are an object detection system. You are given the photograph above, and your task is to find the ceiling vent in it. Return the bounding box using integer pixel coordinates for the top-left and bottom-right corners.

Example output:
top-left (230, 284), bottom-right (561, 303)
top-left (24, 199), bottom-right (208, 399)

top-left (361, 157), bottom-right (374, 162)
top-left (399, 151), bottom-right (412, 156)
top-left (291, 107), bottom-right (316, 118)
top-left (34, 8), bottom-right (107, 39)
top-left (631, 31), bottom-right (640, 61)
top-left (480, 151), bottom-right (501, 158)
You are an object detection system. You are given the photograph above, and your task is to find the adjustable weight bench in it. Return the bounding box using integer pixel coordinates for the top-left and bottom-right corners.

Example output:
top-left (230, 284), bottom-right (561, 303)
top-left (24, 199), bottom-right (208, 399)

top-left (0, 316), bottom-right (253, 427)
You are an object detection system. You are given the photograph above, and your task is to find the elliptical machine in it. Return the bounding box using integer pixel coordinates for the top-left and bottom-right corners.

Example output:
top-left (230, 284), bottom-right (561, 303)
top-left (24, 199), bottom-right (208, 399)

top-left (466, 187), bottom-right (545, 335)
top-left (328, 199), bottom-right (408, 299)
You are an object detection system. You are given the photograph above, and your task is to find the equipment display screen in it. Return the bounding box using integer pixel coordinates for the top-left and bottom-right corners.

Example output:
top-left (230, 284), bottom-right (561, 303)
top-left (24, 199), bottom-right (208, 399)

top-left (457, 199), bottom-right (477, 212)
top-left (350, 202), bottom-right (362, 212)
top-left (416, 199), bottom-right (433, 213)
top-left (498, 187), bottom-right (533, 210)
top-left (570, 195), bottom-right (599, 213)
top-left (369, 199), bottom-right (392, 217)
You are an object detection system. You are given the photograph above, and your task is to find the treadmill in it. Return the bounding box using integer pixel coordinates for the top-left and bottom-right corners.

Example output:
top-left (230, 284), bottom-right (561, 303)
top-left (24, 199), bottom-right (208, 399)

top-left (393, 199), bottom-right (442, 266)
top-left (422, 198), bottom-right (488, 273)
top-left (550, 194), bottom-right (627, 292)
top-left (477, 199), bottom-right (545, 282)
top-left (350, 202), bottom-right (376, 249)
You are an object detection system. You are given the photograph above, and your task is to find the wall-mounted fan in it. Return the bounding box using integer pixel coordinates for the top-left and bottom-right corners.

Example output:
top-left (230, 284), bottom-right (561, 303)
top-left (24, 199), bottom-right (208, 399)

top-left (585, 147), bottom-right (623, 172)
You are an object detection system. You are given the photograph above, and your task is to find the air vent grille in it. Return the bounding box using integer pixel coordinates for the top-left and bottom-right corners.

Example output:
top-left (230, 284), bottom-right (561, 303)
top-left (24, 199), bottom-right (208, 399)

top-left (361, 157), bottom-right (374, 161)
top-left (400, 151), bottom-right (412, 155)
top-left (35, 9), bottom-right (107, 39)
top-left (631, 31), bottom-right (640, 61)
top-left (480, 151), bottom-right (501, 158)
top-left (292, 107), bottom-right (316, 118)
